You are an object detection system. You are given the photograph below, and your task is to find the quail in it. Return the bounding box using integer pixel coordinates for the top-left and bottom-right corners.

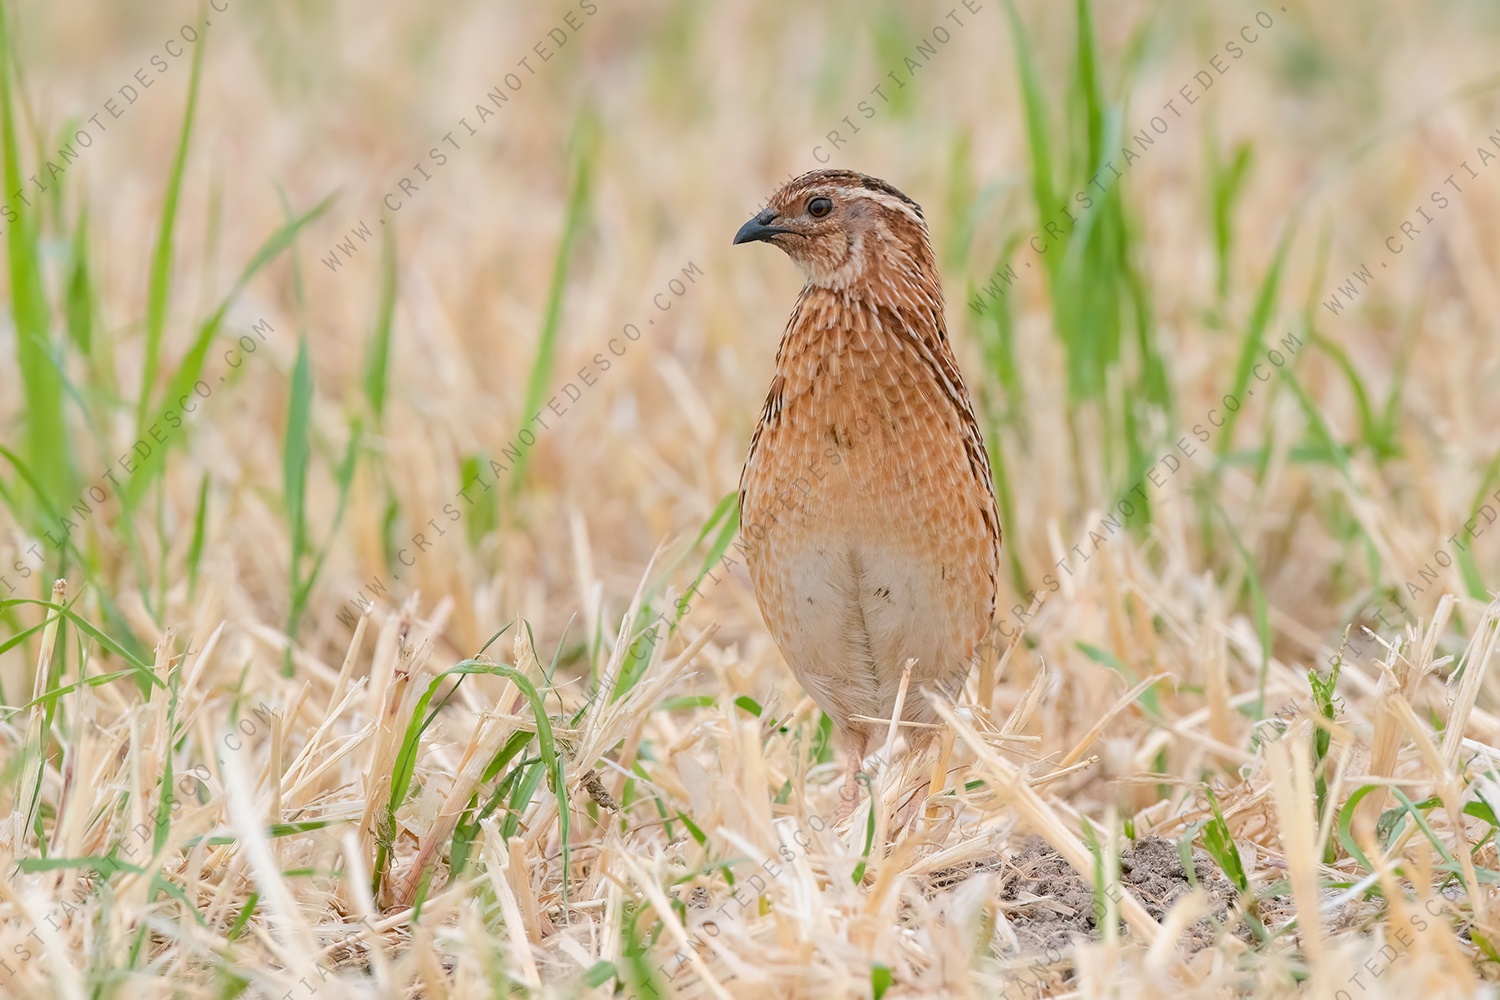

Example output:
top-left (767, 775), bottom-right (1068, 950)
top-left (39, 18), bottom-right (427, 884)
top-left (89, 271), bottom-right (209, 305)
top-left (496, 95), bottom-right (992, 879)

top-left (733, 169), bottom-right (1001, 816)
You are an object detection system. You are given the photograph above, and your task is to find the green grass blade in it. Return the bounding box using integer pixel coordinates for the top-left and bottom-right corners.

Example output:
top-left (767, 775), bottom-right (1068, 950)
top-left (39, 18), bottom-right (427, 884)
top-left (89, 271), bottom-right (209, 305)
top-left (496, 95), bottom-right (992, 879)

top-left (123, 195), bottom-right (334, 510)
top-left (1216, 226), bottom-right (1296, 459)
top-left (1071, 0), bottom-right (1104, 166)
top-left (669, 491), bottom-right (739, 632)
top-left (1215, 500), bottom-right (1271, 718)
top-left (64, 204), bottom-right (94, 354)
top-left (1311, 332), bottom-right (1396, 460)
top-left (616, 493), bottom-right (738, 700)
top-left (0, 4), bottom-right (74, 519)
top-left (377, 658), bottom-right (571, 905)
top-left (364, 224), bottom-right (397, 423)
top-left (460, 454), bottom-right (498, 545)
top-left (450, 660), bottom-right (571, 903)
top-left (1002, 0), bottom-right (1057, 237)
top-left (292, 420), bottom-right (362, 613)
top-left (187, 473), bottom-right (210, 597)
top-left (1455, 449), bottom-right (1500, 600)
top-left (986, 426), bottom-right (1027, 596)
top-left (282, 333), bottom-right (313, 654)
top-left (1279, 364), bottom-right (1352, 476)
top-left (0, 598), bottom-right (158, 685)
top-left (138, 18), bottom-right (206, 427)
top-left (0, 445), bottom-right (72, 551)
top-left (1200, 788), bottom-right (1249, 892)
top-left (1209, 139), bottom-right (1254, 302)
top-left (13, 854), bottom-right (145, 876)
top-left (510, 112), bottom-right (597, 496)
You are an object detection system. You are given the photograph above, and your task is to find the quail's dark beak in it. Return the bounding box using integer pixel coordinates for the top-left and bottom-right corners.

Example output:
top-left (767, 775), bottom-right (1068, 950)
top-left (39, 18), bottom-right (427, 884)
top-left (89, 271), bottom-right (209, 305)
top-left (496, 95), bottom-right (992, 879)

top-left (733, 208), bottom-right (791, 245)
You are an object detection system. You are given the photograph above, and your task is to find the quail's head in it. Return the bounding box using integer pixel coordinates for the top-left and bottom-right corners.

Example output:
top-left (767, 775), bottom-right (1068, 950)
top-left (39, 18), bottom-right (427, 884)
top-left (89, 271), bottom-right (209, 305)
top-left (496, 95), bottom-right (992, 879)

top-left (732, 169), bottom-right (932, 290)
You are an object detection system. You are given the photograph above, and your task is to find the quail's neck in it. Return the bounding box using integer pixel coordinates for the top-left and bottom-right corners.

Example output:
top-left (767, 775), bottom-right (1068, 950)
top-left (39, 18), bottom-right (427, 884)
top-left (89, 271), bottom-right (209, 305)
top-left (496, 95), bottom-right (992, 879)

top-left (789, 265), bottom-right (946, 347)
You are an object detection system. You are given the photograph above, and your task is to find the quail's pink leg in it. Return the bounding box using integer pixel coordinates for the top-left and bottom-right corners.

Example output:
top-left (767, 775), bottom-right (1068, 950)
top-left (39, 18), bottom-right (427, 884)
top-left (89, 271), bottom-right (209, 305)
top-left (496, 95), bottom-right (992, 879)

top-left (834, 730), bottom-right (869, 824)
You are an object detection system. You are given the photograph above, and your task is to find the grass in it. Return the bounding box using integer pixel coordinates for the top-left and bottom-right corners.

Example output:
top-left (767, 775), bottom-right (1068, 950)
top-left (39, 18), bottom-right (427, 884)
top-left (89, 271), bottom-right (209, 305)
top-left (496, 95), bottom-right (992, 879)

top-left (137, 15), bottom-right (205, 433)
top-left (1, 2), bottom-right (74, 527)
top-left (509, 111), bottom-right (598, 501)
top-left (1000, 0), bottom-right (1169, 509)
top-left (2, 0), bottom-right (1500, 996)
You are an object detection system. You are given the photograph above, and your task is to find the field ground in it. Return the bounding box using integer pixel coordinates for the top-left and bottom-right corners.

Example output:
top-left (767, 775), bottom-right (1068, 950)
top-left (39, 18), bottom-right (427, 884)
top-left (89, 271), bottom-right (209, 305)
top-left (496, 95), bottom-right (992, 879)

top-left (2, 1), bottom-right (1500, 997)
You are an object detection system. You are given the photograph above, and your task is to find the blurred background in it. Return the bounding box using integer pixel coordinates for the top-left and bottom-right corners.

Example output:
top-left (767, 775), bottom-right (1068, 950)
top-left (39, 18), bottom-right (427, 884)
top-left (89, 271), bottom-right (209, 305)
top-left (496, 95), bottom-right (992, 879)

top-left (2, 0), bottom-right (1500, 992)
top-left (4, 0), bottom-right (1497, 691)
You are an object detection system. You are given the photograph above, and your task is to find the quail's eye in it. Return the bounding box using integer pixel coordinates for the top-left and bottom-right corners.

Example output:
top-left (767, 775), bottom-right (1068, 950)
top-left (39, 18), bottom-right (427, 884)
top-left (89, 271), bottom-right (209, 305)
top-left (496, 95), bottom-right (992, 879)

top-left (807, 197), bottom-right (833, 218)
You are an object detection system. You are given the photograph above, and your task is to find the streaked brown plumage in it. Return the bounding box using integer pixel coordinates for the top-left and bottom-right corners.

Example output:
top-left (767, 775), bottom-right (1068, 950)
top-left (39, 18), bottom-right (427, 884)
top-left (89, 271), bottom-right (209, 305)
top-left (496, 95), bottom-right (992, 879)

top-left (732, 169), bottom-right (1001, 813)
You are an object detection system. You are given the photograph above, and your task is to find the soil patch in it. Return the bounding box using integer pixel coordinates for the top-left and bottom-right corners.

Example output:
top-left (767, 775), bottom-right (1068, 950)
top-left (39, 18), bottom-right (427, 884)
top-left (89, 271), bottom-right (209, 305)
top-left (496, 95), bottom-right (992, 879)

top-left (928, 835), bottom-right (1241, 955)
